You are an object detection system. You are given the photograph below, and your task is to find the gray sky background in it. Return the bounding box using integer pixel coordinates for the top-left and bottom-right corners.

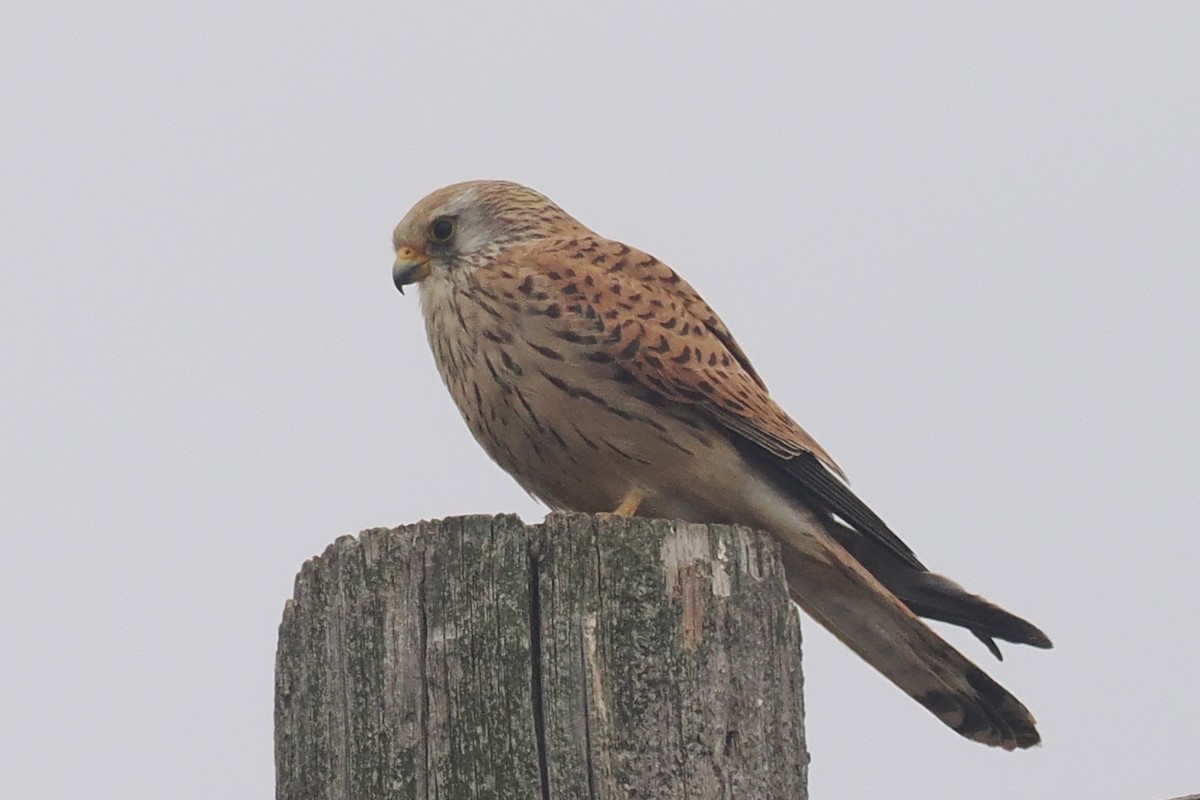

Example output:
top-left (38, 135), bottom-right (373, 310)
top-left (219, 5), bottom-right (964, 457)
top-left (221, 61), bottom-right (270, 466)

top-left (3, 3), bottom-right (1197, 798)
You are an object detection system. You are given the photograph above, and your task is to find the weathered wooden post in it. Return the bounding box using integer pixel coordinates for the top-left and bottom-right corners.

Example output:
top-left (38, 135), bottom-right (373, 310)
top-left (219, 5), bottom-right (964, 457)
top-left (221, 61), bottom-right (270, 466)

top-left (275, 513), bottom-right (808, 799)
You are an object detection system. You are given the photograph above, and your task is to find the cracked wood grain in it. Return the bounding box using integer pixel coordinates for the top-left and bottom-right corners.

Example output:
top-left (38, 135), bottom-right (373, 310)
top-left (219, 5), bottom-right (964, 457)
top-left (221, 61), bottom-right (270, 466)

top-left (275, 513), bottom-right (807, 799)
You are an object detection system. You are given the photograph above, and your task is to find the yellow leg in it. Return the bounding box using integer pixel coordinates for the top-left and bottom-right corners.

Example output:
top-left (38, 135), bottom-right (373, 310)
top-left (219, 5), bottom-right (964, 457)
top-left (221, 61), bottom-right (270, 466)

top-left (612, 489), bottom-right (644, 517)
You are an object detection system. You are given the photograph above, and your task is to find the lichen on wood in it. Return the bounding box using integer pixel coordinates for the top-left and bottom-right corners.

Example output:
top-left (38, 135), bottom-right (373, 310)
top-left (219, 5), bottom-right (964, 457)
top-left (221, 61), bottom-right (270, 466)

top-left (275, 513), bottom-right (807, 799)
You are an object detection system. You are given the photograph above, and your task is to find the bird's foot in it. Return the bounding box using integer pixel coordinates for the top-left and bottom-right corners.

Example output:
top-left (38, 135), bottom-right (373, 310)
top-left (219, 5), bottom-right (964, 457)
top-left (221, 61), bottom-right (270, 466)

top-left (610, 489), bottom-right (644, 518)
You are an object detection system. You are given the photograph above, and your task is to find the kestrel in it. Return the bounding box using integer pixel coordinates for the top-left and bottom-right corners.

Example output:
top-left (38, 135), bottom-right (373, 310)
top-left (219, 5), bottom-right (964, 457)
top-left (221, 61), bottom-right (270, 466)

top-left (392, 180), bottom-right (1052, 749)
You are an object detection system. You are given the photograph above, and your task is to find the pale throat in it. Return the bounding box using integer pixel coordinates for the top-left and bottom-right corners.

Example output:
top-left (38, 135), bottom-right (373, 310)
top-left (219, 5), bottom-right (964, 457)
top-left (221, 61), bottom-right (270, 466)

top-left (417, 272), bottom-right (499, 389)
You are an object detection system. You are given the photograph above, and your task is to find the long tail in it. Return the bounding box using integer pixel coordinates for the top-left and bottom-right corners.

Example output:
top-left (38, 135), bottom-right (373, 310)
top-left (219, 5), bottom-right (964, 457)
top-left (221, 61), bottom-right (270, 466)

top-left (777, 536), bottom-right (1041, 749)
top-left (736, 443), bottom-right (1052, 659)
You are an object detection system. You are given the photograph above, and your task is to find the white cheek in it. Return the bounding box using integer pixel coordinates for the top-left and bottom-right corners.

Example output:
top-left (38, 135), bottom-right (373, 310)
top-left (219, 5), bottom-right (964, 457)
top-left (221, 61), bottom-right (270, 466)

top-left (455, 226), bottom-right (493, 254)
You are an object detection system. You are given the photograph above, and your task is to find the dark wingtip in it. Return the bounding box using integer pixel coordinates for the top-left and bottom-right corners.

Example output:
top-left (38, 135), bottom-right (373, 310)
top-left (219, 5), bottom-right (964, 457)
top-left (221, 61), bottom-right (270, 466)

top-left (1003, 618), bottom-right (1053, 650)
top-left (902, 572), bottom-right (1053, 656)
top-left (973, 619), bottom-right (1052, 660)
top-left (974, 632), bottom-right (1004, 660)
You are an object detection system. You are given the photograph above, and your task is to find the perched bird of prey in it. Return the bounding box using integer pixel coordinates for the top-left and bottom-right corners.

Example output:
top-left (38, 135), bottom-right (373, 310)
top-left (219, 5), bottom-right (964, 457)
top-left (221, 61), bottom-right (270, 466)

top-left (392, 180), bottom-right (1052, 749)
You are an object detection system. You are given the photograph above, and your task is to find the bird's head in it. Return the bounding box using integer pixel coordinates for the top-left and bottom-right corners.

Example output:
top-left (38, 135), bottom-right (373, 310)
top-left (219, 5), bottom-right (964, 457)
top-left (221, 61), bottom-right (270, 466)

top-left (392, 180), bottom-right (578, 295)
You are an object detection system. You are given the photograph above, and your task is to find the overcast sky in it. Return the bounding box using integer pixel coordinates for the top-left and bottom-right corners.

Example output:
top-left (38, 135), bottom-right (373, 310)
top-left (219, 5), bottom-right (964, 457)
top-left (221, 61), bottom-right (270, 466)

top-left (2, 3), bottom-right (1198, 799)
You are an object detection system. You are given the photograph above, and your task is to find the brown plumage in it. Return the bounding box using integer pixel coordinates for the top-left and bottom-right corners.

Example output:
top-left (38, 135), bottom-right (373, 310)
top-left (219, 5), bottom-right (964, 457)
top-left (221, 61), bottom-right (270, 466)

top-left (392, 180), bottom-right (1051, 749)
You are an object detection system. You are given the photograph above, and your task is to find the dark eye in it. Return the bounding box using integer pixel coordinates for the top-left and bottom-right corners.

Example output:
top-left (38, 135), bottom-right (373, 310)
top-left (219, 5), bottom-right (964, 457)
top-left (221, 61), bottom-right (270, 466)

top-left (430, 216), bottom-right (455, 243)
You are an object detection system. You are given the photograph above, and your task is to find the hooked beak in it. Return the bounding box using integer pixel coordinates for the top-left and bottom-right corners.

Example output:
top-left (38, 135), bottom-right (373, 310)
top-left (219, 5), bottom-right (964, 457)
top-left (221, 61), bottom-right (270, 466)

top-left (393, 244), bottom-right (430, 294)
